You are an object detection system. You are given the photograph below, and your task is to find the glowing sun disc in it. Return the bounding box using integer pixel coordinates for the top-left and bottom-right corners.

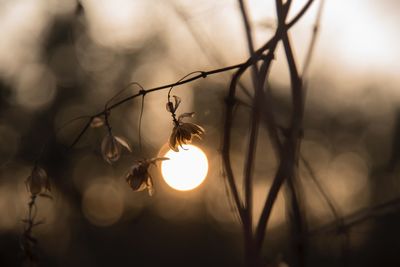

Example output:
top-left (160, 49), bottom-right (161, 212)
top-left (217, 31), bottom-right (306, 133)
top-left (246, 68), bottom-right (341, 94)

top-left (161, 145), bottom-right (208, 191)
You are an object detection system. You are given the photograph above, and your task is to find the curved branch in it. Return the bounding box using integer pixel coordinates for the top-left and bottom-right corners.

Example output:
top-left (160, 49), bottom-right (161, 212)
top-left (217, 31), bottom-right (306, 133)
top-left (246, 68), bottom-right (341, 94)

top-left (302, 0), bottom-right (325, 78)
top-left (310, 196), bottom-right (400, 235)
top-left (68, 63), bottom-right (242, 148)
top-left (286, 0), bottom-right (315, 29)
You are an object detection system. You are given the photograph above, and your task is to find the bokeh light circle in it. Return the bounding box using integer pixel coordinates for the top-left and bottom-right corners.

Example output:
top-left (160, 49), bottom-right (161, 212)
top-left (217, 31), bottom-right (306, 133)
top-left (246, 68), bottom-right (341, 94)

top-left (161, 145), bottom-right (208, 191)
top-left (82, 181), bottom-right (124, 227)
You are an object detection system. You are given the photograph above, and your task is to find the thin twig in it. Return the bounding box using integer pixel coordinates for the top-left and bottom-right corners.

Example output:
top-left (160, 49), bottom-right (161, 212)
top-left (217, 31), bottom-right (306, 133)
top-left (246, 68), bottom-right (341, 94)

top-left (170, 2), bottom-right (252, 99)
top-left (286, 0), bottom-right (316, 29)
top-left (301, 156), bottom-right (341, 221)
top-left (222, 20), bottom-right (285, 267)
top-left (237, 1), bottom-right (260, 264)
top-left (221, 39), bottom-right (277, 226)
top-left (255, 0), bottom-right (307, 260)
top-left (138, 94), bottom-right (145, 152)
top-left (223, 64), bottom-right (253, 226)
top-left (277, 5), bottom-right (307, 266)
top-left (286, 175), bottom-right (307, 267)
top-left (238, 0), bottom-right (257, 57)
top-left (21, 195), bottom-right (39, 265)
top-left (302, 0), bottom-right (325, 78)
top-left (310, 196), bottom-right (400, 235)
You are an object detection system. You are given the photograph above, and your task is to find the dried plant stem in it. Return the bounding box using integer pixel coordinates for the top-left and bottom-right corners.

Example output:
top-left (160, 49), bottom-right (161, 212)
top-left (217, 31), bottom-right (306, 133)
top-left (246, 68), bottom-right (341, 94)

top-left (302, 0), bottom-right (325, 78)
top-left (21, 195), bottom-right (39, 266)
top-left (311, 196), bottom-right (400, 235)
top-left (219, 0), bottom-right (318, 265)
top-left (170, 2), bottom-right (252, 99)
top-left (301, 156), bottom-right (341, 221)
top-left (138, 94), bottom-right (145, 152)
top-left (286, 173), bottom-right (307, 267)
top-left (281, 31), bottom-right (306, 267)
top-left (302, 156), bottom-right (351, 266)
top-left (252, 1), bottom-right (312, 266)
top-left (237, 0), bottom-right (260, 264)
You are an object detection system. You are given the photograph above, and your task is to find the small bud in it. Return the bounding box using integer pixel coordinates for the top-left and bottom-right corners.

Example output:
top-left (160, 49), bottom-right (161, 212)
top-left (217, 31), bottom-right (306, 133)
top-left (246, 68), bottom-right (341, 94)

top-left (90, 117), bottom-right (104, 128)
top-left (25, 166), bottom-right (50, 196)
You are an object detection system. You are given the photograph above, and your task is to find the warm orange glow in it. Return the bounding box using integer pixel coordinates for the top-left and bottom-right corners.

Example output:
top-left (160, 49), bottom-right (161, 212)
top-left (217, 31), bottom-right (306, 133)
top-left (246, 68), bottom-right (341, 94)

top-left (161, 145), bottom-right (208, 191)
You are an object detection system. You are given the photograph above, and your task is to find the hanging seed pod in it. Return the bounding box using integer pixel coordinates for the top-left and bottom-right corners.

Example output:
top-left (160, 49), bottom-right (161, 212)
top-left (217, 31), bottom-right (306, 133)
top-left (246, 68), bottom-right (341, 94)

top-left (101, 133), bottom-right (132, 164)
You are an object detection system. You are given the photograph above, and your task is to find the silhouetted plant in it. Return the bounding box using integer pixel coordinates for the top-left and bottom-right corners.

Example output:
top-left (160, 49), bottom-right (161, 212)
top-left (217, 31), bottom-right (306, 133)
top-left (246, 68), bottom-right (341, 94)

top-left (16, 1), bottom-right (388, 267)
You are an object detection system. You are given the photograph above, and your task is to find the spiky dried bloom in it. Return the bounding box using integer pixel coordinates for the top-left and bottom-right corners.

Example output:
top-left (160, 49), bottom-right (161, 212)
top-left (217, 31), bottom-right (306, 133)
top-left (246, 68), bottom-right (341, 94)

top-left (166, 95), bottom-right (205, 152)
top-left (101, 133), bottom-right (132, 164)
top-left (25, 166), bottom-right (51, 196)
top-left (125, 157), bottom-right (168, 196)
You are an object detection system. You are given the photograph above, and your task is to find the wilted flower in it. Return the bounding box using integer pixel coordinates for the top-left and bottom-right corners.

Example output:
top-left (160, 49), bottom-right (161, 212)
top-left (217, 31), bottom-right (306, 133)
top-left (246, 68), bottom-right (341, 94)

top-left (25, 166), bottom-right (51, 196)
top-left (101, 133), bottom-right (132, 164)
top-left (169, 112), bottom-right (205, 152)
top-left (166, 95), bottom-right (205, 152)
top-left (125, 157), bottom-right (168, 196)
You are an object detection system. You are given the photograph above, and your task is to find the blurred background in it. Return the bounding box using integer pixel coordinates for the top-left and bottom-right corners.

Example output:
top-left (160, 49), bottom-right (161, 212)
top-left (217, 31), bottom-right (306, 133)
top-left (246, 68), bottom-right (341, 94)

top-left (0, 0), bottom-right (400, 266)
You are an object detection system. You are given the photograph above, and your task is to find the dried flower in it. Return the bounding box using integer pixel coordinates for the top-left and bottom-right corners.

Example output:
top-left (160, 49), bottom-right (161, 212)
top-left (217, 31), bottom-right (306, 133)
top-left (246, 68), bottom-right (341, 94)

top-left (101, 133), bottom-right (132, 164)
top-left (25, 166), bottom-right (51, 196)
top-left (125, 157), bottom-right (168, 196)
top-left (169, 112), bottom-right (205, 152)
top-left (166, 95), bottom-right (205, 152)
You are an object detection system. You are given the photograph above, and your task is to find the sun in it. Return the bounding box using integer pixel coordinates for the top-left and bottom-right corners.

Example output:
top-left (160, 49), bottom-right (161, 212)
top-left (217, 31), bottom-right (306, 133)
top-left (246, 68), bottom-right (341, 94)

top-left (161, 145), bottom-right (208, 191)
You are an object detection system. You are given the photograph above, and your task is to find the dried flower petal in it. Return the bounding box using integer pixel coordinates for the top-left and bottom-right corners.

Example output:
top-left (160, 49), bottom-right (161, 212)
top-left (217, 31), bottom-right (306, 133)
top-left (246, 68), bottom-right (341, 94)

top-left (178, 112), bottom-right (195, 121)
top-left (114, 136), bottom-right (132, 152)
top-left (149, 157), bottom-right (169, 164)
top-left (172, 95), bottom-right (181, 111)
top-left (146, 177), bottom-right (154, 196)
